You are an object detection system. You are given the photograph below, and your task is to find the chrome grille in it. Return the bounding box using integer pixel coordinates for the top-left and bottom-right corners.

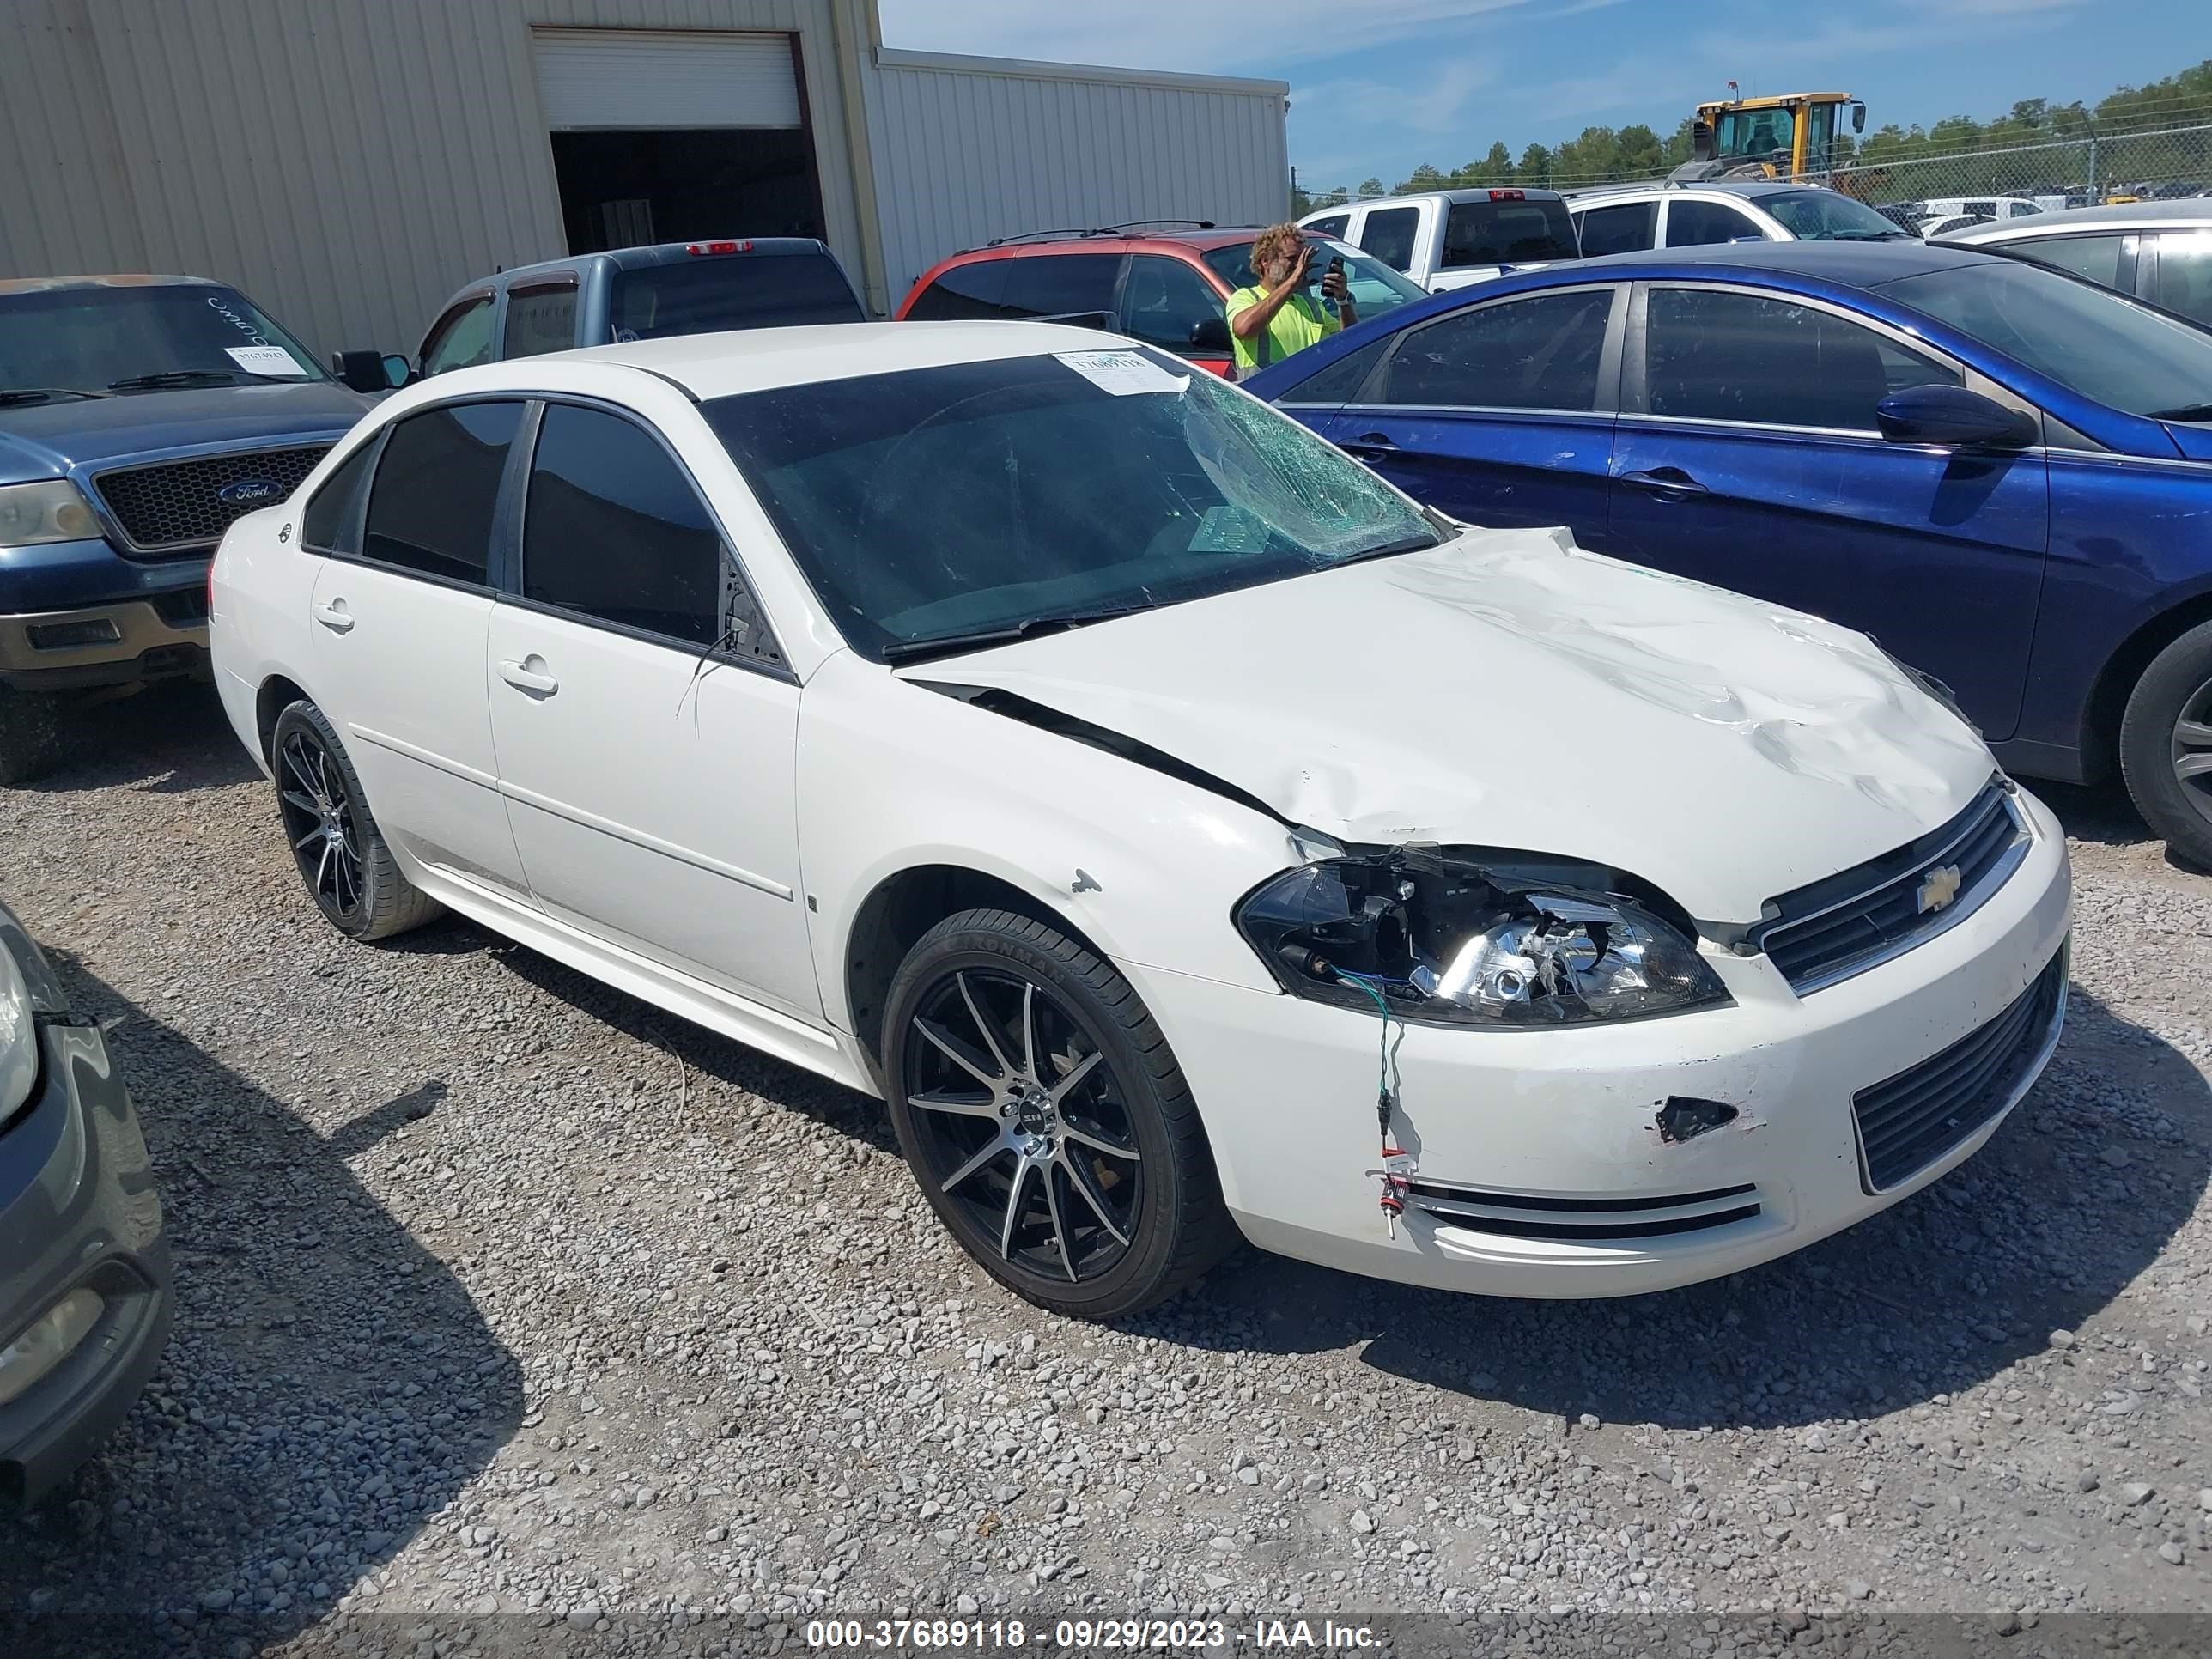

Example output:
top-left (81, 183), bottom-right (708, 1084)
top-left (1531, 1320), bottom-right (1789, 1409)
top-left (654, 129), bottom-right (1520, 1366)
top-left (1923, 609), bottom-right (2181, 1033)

top-left (1851, 946), bottom-right (2066, 1193)
top-left (1752, 781), bottom-right (2025, 994)
top-left (93, 444), bottom-right (331, 554)
top-left (1407, 1181), bottom-right (1762, 1242)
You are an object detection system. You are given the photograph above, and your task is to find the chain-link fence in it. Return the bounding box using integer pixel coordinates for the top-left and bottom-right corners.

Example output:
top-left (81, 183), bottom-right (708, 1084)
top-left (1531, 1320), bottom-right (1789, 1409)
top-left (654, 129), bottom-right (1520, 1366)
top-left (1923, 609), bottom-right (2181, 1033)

top-left (1822, 125), bottom-right (2212, 229)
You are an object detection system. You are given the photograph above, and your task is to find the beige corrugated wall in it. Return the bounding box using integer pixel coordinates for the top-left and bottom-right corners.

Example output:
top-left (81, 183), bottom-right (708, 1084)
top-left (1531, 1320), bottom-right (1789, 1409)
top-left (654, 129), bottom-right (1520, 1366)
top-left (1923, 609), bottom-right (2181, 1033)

top-left (859, 49), bottom-right (1291, 304)
top-left (0, 0), bottom-right (873, 357)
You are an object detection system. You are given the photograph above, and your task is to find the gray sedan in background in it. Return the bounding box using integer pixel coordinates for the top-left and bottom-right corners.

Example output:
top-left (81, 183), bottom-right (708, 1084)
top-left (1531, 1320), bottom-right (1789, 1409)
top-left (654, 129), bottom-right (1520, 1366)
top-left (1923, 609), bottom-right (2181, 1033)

top-left (1939, 198), bottom-right (2212, 327)
top-left (1, 901), bottom-right (170, 1510)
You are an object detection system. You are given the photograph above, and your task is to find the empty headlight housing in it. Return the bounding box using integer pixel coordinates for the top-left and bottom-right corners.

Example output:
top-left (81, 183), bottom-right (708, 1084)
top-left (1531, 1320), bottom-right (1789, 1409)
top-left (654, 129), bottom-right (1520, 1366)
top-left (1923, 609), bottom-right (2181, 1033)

top-left (0, 480), bottom-right (100, 549)
top-left (1235, 846), bottom-right (1731, 1027)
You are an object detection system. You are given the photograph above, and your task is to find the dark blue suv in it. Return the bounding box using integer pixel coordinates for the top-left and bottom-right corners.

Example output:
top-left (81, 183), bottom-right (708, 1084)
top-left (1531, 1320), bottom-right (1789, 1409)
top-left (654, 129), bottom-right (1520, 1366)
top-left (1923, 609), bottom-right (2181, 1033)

top-left (1245, 240), bottom-right (2212, 865)
top-left (0, 276), bottom-right (369, 782)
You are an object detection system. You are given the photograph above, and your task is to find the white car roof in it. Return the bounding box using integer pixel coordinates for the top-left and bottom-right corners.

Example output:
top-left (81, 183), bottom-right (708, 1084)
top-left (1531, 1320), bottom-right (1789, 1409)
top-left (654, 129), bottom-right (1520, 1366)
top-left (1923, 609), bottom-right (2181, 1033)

top-left (515, 320), bottom-right (1128, 402)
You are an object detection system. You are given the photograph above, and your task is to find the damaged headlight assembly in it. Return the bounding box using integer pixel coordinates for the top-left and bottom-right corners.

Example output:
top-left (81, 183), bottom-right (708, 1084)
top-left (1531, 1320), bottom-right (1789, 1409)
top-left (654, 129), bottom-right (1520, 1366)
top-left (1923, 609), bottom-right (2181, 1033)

top-left (1235, 846), bottom-right (1732, 1026)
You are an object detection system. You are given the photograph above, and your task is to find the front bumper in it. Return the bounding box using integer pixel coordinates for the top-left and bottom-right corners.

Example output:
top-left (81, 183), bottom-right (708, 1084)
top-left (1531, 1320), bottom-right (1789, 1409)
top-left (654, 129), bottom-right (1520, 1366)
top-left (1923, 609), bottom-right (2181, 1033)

top-left (1133, 787), bottom-right (2072, 1299)
top-left (0, 599), bottom-right (209, 690)
top-left (0, 927), bottom-right (171, 1510)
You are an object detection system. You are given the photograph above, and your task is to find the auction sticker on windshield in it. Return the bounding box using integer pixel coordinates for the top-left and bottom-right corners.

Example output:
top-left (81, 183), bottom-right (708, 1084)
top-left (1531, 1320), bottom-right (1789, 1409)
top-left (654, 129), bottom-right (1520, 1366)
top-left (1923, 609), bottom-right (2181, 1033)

top-left (223, 344), bottom-right (307, 378)
top-left (1055, 349), bottom-right (1186, 396)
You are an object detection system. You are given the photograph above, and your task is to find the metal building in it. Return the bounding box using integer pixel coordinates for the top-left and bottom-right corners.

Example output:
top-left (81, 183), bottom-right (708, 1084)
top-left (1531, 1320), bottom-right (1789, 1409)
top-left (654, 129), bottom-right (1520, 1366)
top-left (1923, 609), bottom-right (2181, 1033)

top-left (1, 0), bottom-right (1289, 358)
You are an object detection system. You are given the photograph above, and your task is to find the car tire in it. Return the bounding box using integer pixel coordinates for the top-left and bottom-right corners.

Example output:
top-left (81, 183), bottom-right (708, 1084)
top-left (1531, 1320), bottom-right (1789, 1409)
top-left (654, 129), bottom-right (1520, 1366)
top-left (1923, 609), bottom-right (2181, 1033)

top-left (270, 700), bottom-right (441, 940)
top-left (0, 689), bottom-right (65, 787)
top-left (2119, 619), bottom-right (2212, 869)
top-left (883, 908), bottom-right (1235, 1320)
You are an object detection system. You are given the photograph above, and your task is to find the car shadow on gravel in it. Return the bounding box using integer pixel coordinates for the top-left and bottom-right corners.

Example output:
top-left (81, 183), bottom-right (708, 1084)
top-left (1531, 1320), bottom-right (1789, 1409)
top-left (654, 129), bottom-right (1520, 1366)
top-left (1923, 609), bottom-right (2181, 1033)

top-left (483, 942), bottom-right (896, 1153)
top-left (1144, 981), bottom-right (2209, 1434)
top-left (20, 685), bottom-right (260, 796)
top-left (0, 959), bottom-right (524, 1656)
top-left (2036, 776), bottom-right (2212, 877)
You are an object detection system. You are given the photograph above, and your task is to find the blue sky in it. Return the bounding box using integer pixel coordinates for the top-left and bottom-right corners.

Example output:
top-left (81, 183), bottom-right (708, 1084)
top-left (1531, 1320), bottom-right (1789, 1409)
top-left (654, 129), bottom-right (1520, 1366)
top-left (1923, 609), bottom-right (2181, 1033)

top-left (875, 0), bottom-right (2203, 192)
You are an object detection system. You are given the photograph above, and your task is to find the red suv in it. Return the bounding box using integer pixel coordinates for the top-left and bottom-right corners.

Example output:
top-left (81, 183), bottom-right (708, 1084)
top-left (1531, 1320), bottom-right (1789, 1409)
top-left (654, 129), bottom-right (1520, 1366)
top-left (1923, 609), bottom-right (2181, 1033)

top-left (895, 222), bottom-right (1429, 378)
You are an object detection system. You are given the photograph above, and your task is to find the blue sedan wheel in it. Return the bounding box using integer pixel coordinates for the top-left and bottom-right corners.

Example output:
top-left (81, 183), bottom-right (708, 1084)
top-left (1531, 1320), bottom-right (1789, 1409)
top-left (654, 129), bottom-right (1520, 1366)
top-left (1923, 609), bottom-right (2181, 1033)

top-left (2120, 620), bottom-right (2212, 870)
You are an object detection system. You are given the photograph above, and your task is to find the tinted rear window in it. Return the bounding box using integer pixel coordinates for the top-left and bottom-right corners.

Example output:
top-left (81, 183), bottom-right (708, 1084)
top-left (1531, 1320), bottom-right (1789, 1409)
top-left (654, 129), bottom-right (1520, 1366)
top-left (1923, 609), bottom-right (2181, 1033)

top-left (905, 260), bottom-right (1012, 320)
top-left (997, 255), bottom-right (1123, 322)
top-left (611, 252), bottom-right (861, 340)
top-left (1443, 198), bottom-right (1578, 266)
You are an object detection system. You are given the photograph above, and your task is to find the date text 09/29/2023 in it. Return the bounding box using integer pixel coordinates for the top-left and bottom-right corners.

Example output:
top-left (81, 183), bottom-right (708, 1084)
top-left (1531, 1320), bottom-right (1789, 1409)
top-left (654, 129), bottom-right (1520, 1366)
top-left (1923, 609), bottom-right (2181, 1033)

top-left (803, 1618), bottom-right (1381, 1650)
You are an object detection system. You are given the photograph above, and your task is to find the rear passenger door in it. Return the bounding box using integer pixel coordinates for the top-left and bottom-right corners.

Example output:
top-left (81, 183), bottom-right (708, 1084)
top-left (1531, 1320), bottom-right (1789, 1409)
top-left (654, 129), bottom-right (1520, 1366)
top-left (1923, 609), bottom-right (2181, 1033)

top-left (902, 260), bottom-right (1010, 320)
top-left (501, 280), bottom-right (581, 360)
top-left (304, 400), bottom-right (532, 896)
top-left (996, 254), bottom-right (1125, 326)
top-left (1661, 198), bottom-right (1769, 247)
top-left (1574, 199), bottom-right (1660, 257)
top-left (1306, 284), bottom-right (1624, 542)
top-left (416, 293), bottom-right (497, 377)
top-left (1607, 283), bottom-right (2050, 740)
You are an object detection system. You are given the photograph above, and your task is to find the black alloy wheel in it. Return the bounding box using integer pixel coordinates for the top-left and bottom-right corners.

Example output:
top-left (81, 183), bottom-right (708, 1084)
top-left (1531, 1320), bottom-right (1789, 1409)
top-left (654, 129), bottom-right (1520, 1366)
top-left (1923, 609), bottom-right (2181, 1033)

top-left (883, 908), bottom-right (1233, 1318)
top-left (267, 701), bottom-right (440, 940)
top-left (276, 721), bottom-right (367, 927)
top-left (902, 964), bottom-right (1145, 1285)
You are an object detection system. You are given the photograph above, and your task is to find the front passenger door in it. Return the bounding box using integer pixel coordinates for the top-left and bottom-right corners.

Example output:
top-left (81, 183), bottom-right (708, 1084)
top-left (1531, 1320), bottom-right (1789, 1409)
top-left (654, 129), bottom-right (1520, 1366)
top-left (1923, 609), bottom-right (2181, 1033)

top-left (1607, 284), bottom-right (2050, 740)
top-left (1308, 285), bottom-right (1622, 543)
top-left (486, 401), bottom-right (820, 1021)
top-left (1115, 254), bottom-right (1234, 375)
top-left (417, 294), bottom-right (496, 377)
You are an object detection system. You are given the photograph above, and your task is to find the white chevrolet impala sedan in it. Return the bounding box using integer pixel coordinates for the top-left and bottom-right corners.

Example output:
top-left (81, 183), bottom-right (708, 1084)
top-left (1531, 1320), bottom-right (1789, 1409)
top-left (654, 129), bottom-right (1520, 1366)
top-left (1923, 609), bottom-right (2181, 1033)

top-left (211, 323), bottom-right (2071, 1318)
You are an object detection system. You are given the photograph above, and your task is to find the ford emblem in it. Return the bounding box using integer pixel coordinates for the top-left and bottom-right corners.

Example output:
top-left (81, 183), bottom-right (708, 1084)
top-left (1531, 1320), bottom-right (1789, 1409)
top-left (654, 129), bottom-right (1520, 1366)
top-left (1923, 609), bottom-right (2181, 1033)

top-left (218, 478), bottom-right (282, 507)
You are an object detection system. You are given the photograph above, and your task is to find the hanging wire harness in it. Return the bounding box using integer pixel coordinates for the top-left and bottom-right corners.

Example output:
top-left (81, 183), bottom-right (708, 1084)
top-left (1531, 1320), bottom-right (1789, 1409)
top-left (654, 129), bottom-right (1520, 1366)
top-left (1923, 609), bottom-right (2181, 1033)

top-left (1235, 843), bottom-right (1735, 1238)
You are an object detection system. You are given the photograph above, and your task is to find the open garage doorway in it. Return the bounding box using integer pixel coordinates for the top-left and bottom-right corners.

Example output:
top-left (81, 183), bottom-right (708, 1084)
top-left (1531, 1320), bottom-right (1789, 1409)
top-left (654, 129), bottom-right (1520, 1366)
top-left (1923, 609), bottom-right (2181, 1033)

top-left (550, 130), bottom-right (824, 252)
top-left (534, 28), bottom-right (827, 253)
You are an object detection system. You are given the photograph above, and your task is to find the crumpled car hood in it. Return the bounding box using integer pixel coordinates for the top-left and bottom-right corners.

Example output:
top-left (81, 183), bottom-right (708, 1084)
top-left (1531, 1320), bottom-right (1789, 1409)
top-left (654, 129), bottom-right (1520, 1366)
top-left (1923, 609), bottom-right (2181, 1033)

top-left (896, 527), bottom-right (1996, 923)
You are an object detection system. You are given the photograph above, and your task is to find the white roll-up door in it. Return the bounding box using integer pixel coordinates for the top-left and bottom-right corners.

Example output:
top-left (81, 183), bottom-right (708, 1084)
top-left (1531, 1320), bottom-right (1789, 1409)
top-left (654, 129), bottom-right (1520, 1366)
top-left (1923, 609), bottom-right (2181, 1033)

top-left (532, 28), bottom-right (802, 131)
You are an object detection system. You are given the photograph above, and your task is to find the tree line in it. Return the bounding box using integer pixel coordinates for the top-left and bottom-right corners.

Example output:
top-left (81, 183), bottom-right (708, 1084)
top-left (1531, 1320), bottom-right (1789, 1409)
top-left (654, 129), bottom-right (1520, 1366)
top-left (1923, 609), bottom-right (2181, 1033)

top-left (1292, 56), bottom-right (2212, 209)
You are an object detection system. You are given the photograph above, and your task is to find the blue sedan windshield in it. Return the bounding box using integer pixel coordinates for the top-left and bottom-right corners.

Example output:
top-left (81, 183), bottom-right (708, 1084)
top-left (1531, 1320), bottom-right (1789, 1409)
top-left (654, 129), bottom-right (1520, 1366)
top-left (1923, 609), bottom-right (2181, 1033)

top-left (1882, 258), bottom-right (2212, 419)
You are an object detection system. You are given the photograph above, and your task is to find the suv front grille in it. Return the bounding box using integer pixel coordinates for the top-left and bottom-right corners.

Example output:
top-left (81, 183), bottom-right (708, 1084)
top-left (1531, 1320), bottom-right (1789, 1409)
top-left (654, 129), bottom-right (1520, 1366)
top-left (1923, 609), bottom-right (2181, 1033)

top-left (92, 444), bottom-right (331, 554)
top-left (1751, 781), bottom-right (2025, 994)
top-left (1852, 946), bottom-right (2066, 1193)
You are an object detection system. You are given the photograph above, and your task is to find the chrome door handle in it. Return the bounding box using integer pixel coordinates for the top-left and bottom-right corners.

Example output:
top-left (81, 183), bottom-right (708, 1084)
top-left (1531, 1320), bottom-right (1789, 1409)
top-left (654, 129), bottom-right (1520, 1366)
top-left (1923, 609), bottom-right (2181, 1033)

top-left (498, 657), bottom-right (558, 696)
top-left (1620, 467), bottom-right (1709, 499)
top-left (313, 599), bottom-right (355, 634)
top-left (1342, 431), bottom-right (1402, 459)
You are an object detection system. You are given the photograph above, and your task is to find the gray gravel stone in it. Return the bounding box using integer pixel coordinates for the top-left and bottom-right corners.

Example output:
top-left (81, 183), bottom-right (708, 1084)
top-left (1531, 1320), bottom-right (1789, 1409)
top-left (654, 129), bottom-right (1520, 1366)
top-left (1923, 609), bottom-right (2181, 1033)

top-left (3, 703), bottom-right (2209, 1648)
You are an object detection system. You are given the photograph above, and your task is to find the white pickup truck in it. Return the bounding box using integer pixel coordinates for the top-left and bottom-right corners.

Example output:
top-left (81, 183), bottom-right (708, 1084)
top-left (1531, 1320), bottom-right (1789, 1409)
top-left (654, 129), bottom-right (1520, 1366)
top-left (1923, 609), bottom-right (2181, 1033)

top-left (1297, 187), bottom-right (1582, 293)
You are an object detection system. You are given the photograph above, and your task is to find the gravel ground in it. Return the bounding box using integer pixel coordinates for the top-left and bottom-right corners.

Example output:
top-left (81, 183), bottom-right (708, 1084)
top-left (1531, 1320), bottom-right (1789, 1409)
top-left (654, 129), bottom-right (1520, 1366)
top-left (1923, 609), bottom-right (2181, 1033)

top-left (2, 693), bottom-right (2209, 1656)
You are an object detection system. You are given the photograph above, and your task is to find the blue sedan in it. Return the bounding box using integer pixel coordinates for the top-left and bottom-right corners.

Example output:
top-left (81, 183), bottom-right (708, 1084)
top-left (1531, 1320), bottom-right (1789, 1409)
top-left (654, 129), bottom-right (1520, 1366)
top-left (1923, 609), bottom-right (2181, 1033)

top-left (1243, 240), bottom-right (2212, 866)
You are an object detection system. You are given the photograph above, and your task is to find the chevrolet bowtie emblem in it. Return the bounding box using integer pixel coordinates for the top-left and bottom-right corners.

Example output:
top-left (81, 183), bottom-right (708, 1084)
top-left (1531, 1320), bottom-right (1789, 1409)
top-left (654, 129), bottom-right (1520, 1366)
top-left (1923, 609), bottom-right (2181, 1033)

top-left (1917, 863), bottom-right (1963, 914)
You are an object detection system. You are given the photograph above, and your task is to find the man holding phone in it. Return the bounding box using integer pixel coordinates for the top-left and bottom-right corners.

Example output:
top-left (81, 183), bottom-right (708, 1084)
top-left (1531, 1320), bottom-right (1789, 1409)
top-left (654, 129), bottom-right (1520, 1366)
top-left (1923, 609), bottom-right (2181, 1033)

top-left (1224, 222), bottom-right (1358, 378)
